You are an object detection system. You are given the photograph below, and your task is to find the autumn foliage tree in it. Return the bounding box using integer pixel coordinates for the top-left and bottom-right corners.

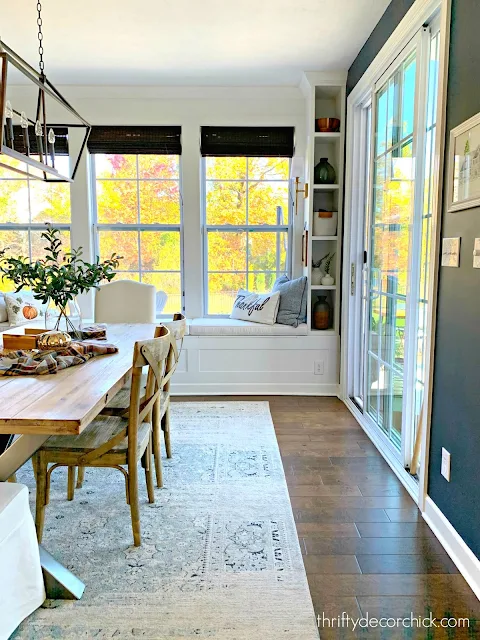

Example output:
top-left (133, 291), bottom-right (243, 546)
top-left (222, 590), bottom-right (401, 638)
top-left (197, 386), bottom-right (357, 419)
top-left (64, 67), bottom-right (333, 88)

top-left (0, 154), bottom-right (290, 314)
top-left (204, 156), bottom-right (289, 313)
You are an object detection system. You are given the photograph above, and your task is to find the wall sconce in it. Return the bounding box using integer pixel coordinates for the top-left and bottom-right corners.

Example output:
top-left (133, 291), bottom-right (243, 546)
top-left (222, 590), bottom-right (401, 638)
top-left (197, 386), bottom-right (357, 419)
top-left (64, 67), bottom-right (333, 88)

top-left (295, 177), bottom-right (308, 216)
top-left (291, 156), bottom-right (308, 216)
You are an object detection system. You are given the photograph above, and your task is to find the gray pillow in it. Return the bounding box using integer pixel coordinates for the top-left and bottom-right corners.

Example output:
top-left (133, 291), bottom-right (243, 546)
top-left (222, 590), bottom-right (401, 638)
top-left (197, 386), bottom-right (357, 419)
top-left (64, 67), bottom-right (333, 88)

top-left (272, 275), bottom-right (308, 327)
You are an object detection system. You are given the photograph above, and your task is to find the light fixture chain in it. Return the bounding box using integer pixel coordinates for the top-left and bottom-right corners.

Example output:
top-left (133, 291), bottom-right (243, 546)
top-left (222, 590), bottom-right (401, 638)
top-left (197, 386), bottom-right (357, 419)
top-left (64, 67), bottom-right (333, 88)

top-left (37, 1), bottom-right (45, 75)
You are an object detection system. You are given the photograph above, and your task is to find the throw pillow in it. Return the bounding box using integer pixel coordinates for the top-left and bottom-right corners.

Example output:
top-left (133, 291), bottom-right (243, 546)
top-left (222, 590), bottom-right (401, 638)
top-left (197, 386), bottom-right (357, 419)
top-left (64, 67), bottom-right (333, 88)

top-left (272, 275), bottom-right (308, 327)
top-left (230, 289), bottom-right (280, 325)
top-left (4, 293), bottom-right (45, 327)
top-left (0, 293), bottom-right (8, 323)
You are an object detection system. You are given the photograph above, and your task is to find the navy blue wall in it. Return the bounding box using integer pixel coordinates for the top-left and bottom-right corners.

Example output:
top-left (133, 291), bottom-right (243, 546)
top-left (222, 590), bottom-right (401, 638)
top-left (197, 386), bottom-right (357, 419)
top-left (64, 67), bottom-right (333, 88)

top-left (428, 0), bottom-right (480, 558)
top-left (347, 0), bottom-right (415, 94)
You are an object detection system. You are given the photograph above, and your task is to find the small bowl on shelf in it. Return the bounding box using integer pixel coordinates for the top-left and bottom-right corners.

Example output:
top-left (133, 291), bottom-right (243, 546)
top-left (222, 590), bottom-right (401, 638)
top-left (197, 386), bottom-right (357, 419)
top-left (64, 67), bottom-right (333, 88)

top-left (315, 118), bottom-right (340, 133)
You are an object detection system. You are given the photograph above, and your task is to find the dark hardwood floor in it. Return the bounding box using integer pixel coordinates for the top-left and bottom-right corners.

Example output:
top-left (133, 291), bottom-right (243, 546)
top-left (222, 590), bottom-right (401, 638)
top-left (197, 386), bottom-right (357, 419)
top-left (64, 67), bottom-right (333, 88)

top-left (172, 396), bottom-right (480, 638)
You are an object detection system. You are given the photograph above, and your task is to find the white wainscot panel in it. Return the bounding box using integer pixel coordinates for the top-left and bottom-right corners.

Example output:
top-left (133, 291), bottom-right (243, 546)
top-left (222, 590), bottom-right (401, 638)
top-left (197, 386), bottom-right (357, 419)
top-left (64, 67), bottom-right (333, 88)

top-left (199, 348), bottom-right (330, 375)
top-left (171, 334), bottom-right (339, 395)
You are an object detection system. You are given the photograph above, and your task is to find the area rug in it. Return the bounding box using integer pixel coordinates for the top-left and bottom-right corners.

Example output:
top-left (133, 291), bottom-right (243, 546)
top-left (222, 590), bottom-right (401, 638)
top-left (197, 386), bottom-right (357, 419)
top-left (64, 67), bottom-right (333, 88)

top-left (14, 402), bottom-right (319, 639)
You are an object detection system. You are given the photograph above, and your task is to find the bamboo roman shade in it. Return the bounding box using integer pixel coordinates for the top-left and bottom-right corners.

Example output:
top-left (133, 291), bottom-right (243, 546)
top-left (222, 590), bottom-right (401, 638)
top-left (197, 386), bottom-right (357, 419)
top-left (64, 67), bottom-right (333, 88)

top-left (87, 126), bottom-right (182, 155)
top-left (200, 126), bottom-right (295, 157)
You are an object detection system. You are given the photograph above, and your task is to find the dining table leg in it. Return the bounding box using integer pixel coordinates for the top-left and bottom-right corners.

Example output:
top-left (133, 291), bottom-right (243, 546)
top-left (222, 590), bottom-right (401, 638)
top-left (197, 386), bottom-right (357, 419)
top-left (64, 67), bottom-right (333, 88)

top-left (0, 434), bottom-right (85, 600)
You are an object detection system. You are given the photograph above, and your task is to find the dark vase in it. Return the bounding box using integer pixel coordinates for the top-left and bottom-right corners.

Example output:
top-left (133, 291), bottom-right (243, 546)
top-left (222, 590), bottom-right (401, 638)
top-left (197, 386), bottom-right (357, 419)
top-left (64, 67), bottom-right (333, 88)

top-left (314, 157), bottom-right (336, 184)
top-left (313, 295), bottom-right (331, 330)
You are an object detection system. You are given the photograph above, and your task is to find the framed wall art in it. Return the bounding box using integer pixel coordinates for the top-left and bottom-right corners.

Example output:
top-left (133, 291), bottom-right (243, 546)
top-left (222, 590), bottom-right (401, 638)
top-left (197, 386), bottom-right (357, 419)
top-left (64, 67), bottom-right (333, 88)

top-left (447, 111), bottom-right (480, 212)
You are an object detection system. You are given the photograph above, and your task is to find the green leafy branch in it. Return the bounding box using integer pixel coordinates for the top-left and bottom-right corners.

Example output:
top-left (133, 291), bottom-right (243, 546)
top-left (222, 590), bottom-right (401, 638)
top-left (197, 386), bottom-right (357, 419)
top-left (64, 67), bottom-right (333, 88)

top-left (0, 224), bottom-right (123, 310)
top-left (312, 252), bottom-right (335, 273)
top-left (312, 254), bottom-right (329, 269)
top-left (322, 252), bottom-right (336, 275)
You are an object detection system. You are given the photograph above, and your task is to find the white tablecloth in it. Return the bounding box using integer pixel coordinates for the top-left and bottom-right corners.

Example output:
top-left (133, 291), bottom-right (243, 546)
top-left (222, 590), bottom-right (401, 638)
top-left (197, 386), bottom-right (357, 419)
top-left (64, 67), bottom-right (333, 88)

top-left (0, 482), bottom-right (45, 640)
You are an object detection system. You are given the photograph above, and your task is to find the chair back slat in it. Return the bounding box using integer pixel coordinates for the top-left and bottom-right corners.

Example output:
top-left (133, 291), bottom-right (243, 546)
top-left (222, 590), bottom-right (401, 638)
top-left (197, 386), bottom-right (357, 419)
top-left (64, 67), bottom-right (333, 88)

top-left (163, 313), bottom-right (187, 344)
top-left (134, 331), bottom-right (172, 369)
top-left (160, 313), bottom-right (186, 391)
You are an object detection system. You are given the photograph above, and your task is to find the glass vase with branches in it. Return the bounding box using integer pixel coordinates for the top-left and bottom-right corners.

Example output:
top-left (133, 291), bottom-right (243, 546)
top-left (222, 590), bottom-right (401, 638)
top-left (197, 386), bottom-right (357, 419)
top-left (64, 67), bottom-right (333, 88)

top-left (0, 224), bottom-right (122, 337)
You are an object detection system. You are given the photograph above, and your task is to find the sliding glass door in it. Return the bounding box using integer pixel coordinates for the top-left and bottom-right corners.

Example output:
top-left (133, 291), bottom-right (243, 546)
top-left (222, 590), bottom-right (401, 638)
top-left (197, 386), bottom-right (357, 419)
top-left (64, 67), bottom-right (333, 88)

top-left (366, 45), bottom-right (418, 451)
top-left (352, 24), bottom-right (440, 469)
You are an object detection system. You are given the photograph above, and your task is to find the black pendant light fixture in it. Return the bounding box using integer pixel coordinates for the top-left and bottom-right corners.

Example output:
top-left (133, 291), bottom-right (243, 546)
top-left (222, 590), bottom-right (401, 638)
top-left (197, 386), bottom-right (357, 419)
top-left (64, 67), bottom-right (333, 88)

top-left (0, 2), bottom-right (90, 182)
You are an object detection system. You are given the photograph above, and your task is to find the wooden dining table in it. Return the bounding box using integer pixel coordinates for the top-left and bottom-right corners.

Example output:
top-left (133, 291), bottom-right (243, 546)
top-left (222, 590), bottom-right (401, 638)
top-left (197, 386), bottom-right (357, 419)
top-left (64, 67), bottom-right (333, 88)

top-left (0, 322), bottom-right (156, 599)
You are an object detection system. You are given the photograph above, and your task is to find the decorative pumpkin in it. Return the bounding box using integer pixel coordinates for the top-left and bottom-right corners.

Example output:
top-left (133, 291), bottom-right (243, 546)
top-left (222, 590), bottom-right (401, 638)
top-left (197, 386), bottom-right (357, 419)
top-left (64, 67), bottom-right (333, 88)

top-left (36, 331), bottom-right (72, 350)
top-left (23, 303), bottom-right (38, 320)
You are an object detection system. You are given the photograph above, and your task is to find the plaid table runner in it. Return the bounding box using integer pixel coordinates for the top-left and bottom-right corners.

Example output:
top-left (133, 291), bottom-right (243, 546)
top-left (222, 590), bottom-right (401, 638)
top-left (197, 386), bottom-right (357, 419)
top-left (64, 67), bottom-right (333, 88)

top-left (0, 341), bottom-right (118, 376)
top-left (77, 324), bottom-right (108, 340)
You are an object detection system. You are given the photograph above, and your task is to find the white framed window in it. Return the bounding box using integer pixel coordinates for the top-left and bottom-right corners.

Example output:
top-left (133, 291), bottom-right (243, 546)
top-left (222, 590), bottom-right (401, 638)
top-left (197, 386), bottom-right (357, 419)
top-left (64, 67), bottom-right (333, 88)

top-left (0, 157), bottom-right (71, 288)
top-left (91, 153), bottom-right (183, 316)
top-left (201, 156), bottom-right (292, 316)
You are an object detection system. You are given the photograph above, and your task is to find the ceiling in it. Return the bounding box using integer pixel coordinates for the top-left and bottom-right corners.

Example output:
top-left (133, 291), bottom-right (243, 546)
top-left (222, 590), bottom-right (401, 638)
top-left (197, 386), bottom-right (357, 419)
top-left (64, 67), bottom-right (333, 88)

top-left (3, 0), bottom-right (390, 86)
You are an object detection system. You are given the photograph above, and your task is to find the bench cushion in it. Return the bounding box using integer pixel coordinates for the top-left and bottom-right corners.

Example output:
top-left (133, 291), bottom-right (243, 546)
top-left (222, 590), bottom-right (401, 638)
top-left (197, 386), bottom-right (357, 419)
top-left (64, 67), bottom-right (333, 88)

top-left (189, 318), bottom-right (308, 336)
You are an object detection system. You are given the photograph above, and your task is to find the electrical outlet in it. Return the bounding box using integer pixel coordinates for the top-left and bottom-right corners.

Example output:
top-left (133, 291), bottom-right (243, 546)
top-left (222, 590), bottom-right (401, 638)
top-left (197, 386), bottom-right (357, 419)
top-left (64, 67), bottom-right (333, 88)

top-left (314, 361), bottom-right (324, 375)
top-left (441, 447), bottom-right (451, 481)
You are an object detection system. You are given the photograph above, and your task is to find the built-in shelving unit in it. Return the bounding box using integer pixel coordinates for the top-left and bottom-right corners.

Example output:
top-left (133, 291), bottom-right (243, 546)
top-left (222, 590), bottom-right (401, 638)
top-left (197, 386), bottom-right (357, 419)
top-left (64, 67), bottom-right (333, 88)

top-left (300, 72), bottom-right (346, 341)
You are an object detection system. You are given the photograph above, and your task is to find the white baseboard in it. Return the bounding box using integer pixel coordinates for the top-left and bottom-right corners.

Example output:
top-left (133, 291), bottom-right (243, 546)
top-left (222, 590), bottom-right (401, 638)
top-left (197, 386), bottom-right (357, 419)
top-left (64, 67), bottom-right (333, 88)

top-left (423, 497), bottom-right (480, 601)
top-left (171, 382), bottom-right (340, 396)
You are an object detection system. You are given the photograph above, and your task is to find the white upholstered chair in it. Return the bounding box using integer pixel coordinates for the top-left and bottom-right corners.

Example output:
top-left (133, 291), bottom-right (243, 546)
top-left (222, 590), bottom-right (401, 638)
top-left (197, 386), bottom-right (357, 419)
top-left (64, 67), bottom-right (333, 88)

top-left (0, 482), bottom-right (45, 638)
top-left (95, 280), bottom-right (157, 323)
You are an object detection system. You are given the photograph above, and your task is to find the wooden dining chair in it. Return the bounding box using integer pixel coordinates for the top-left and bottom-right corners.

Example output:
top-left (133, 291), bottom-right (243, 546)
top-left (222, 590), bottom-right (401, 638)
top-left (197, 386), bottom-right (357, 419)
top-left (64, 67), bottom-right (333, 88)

top-left (74, 314), bottom-right (186, 493)
top-left (101, 313), bottom-right (186, 488)
top-left (33, 327), bottom-right (171, 547)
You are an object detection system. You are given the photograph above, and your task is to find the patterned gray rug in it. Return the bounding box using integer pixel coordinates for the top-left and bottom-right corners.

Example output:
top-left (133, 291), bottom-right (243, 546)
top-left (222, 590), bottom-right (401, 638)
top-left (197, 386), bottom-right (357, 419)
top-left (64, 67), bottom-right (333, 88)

top-left (14, 402), bottom-right (318, 639)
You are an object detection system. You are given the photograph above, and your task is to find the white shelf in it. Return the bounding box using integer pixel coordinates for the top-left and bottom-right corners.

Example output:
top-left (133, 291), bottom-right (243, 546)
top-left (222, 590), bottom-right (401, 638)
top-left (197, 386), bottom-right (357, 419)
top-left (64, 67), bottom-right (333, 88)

top-left (311, 285), bottom-right (336, 290)
top-left (309, 328), bottom-right (337, 335)
top-left (311, 235), bottom-right (338, 241)
top-left (314, 132), bottom-right (341, 140)
top-left (313, 184), bottom-right (339, 191)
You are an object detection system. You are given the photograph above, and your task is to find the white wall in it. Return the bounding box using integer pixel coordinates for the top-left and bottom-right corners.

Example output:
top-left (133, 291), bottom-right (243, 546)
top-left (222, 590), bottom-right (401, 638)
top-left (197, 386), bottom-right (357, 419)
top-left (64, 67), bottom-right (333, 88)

top-left (32, 85), bottom-right (307, 319)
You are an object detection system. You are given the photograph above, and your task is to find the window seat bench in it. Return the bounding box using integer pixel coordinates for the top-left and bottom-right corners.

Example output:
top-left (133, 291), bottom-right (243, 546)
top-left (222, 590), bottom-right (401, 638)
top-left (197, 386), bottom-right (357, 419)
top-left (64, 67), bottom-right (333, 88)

top-left (173, 318), bottom-right (339, 396)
